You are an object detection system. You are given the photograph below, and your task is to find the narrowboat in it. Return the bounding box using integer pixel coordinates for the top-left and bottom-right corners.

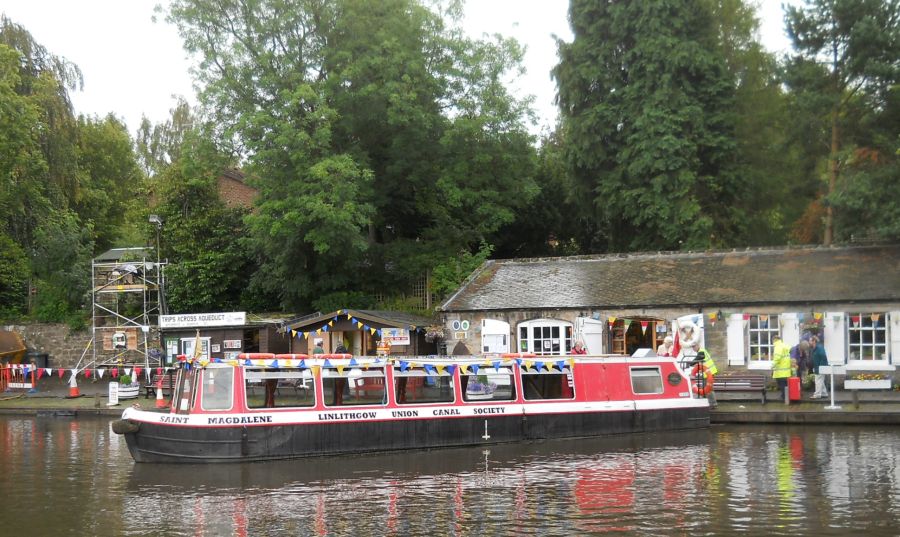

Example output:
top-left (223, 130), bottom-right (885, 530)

top-left (112, 353), bottom-right (709, 463)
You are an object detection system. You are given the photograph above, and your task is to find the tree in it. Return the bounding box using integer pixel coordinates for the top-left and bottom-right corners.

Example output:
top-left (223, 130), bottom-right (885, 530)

top-left (165, 0), bottom-right (537, 311)
top-left (75, 114), bottom-right (144, 253)
top-left (136, 97), bottom-right (195, 177)
top-left (785, 0), bottom-right (900, 244)
top-left (151, 135), bottom-right (255, 313)
top-left (554, 0), bottom-right (748, 251)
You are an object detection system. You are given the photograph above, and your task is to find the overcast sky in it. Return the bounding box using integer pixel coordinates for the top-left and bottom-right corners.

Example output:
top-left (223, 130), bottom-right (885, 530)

top-left (2, 0), bottom-right (794, 137)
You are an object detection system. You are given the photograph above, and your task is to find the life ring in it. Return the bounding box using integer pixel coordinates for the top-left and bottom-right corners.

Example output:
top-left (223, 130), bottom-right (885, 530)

top-left (691, 363), bottom-right (714, 396)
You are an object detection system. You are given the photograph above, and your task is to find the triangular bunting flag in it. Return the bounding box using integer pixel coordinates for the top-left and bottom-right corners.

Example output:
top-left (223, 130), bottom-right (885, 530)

top-left (492, 361), bottom-right (501, 372)
top-left (399, 361), bottom-right (409, 372)
top-left (98, 369), bottom-right (106, 379)
top-left (112, 368), bottom-right (119, 379)
top-left (535, 361), bottom-right (544, 371)
top-left (323, 359), bottom-right (333, 368)
top-left (271, 359), bottom-right (280, 369)
top-left (58, 369), bottom-right (65, 378)
top-left (469, 364), bottom-right (480, 375)
top-left (556, 360), bottom-right (565, 371)
top-left (85, 369), bottom-right (92, 378)
top-left (640, 321), bottom-right (648, 334)
top-left (46, 368), bottom-right (53, 377)
top-left (337, 365), bottom-right (345, 375)
top-left (349, 358), bottom-right (358, 366)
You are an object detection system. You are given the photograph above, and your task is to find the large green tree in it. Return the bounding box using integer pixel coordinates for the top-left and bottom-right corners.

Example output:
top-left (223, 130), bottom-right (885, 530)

top-left (785, 0), bottom-right (900, 244)
top-left (165, 0), bottom-right (538, 311)
top-left (554, 0), bottom-right (755, 251)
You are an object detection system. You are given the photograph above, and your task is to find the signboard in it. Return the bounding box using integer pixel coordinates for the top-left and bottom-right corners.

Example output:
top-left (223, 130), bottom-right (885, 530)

top-left (108, 382), bottom-right (119, 406)
top-left (381, 328), bottom-right (410, 346)
top-left (224, 340), bottom-right (242, 349)
top-left (160, 311), bottom-right (246, 329)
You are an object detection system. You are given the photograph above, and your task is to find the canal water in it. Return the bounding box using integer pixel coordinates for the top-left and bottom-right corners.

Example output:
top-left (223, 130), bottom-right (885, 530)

top-left (1, 416), bottom-right (898, 536)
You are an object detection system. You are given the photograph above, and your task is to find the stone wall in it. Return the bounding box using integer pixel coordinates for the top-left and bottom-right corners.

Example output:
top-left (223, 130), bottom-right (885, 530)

top-left (4, 324), bottom-right (92, 369)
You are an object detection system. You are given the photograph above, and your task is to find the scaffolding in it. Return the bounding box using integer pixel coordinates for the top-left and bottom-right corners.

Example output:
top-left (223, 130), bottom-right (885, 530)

top-left (83, 247), bottom-right (167, 373)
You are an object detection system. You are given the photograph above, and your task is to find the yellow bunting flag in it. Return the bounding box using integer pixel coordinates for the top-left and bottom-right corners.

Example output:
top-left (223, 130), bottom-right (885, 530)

top-left (357, 322), bottom-right (363, 329)
top-left (328, 320), bottom-right (334, 327)
top-left (567, 359), bottom-right (575, 368)
top-left (312, 366), bottom-right (321, 376)
top-left (337, 365), bottom-right (345, 375)
top-left (291, 329), bottom-right (296, 337)
top-left (871, 313), bottom-right (881, 322)
top-left (347, 313), bottom-right (352, 319)
top-left (316, 329), bottom-right (321, 335)
top-left (436, 365), bottom-right (445, 375)
top-left (608, 316), bottom-right (617, 325)
top-left (524, 360), bottom-right (533, 369)
top-left (370, 327), bottom-right (376, 335)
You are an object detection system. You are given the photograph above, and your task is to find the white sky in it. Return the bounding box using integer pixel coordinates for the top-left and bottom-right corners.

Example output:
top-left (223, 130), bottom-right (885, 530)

top-left (2, 0), bottom-right (794, 137)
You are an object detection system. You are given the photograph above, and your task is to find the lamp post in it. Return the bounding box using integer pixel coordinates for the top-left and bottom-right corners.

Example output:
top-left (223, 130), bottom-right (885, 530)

top-left (148, 214), bottom-right (163, 267)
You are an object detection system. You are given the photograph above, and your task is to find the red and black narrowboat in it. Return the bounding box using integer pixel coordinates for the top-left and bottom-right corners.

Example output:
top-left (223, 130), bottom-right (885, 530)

top-left (112, 353), bottom-right (709, 463)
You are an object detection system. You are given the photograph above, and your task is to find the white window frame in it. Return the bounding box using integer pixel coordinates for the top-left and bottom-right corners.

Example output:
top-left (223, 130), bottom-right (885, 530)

top-left (846, 312), bottom-right (889, 364)
top-left (517, 319), bottom-right (574, 356)
top-left (181, 337), bottom-right (211, 361)
top-left (746, 314), bottom-right (780, 370)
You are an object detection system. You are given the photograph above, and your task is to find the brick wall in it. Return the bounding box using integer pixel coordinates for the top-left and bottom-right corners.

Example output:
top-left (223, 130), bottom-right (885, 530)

top-left (217, 172), bottom-right (256, 209)
top-left (2, 324), bottom-right (164, 370)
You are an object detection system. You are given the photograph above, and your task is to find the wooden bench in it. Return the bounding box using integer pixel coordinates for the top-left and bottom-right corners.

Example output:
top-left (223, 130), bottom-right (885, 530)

top-left (714, 373), bottom-right (768, 404)
top-left (144, 373), bottom-right (177, 399)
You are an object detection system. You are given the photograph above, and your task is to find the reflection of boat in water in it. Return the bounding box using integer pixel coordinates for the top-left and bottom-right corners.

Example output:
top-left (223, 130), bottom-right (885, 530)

top-left (113, 352), bottom-right (709, 463)
top-left (125, 427), bottom-right (713, 492)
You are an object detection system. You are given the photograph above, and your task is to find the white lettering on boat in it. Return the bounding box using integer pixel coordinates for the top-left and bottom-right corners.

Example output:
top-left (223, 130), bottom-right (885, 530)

top-left (206, 416), bottom-right (274, 425)
top-left (317, 412), bottom-right (377, 421)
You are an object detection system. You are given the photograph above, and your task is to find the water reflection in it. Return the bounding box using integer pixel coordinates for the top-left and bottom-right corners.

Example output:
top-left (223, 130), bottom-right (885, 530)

top-left (1, 417), bottom-right (899, 536)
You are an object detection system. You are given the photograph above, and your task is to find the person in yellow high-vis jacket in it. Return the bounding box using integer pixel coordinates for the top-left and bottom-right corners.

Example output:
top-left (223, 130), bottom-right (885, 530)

top-left (691, 342), bottom-right (718, 407)
top-left (772, 335), bottom-right (792, 403)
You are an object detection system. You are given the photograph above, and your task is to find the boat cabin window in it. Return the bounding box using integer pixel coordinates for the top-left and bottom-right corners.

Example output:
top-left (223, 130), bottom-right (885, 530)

top-left (394, 366), bottom-right (454, 405)
top-left (630, 367), bottom-right (664, 394)
top-left (200, 367), bottom-right (234, 411)
top-left (461, 367), bottom-right (516, 402)
top-left (521, 364), bottom-right (575, 401)
top-left (245, 368), bottom-right (316, 409)
top-left (323, 367), bottom-right (386, 407)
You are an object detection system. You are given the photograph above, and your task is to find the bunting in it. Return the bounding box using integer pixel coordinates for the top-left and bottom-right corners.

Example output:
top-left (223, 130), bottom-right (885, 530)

top-left (607, 316), bottom-right (617, 327)
top-left (640, 321), bottom-right (649, 334)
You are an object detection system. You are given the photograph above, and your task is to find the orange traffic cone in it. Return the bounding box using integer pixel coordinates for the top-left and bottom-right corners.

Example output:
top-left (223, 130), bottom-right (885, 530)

top-left (67, 372), bottom-right (81, 398)
top-left (155, 376), bottom-right (168, 409)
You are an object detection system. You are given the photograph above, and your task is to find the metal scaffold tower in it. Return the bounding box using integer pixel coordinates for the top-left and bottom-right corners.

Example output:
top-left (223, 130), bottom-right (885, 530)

top-left (84, 247), bottom-right (167, 372)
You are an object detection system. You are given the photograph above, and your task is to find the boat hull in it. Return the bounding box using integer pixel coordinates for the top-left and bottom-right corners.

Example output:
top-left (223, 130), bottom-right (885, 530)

top-left (120, 406), bottom-right (709, 463)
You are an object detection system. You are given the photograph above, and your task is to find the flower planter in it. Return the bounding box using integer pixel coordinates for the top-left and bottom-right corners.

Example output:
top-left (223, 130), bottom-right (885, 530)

top-left (844, 379), bottom-right (892, 390)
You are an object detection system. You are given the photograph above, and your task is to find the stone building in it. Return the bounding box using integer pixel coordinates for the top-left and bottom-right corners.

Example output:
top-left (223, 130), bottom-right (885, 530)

top-left (439, 244), bottom-right (900, 379)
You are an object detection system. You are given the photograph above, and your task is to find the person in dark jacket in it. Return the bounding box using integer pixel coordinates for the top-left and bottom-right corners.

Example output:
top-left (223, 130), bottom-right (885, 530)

top-left (810, 336), bottom-right (829, 399)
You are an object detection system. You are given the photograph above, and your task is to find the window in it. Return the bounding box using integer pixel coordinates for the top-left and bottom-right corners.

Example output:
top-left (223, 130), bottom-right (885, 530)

top-left (461, 367), bottom-right (516, 402)
top-left (394, 367), bottom-right (454, 405)
top-left (847, 313), bottom-right (888, 361)
top-left (517, 319), bottom-right (574, 356)
top-left (521, 363), bottom-right (575, 400)
top-left (200, 367), bottom-right (234, 411)
top-left (245, 368), bottom-right (316, 409)
top-left (324, 367), bottom-right (386, 407)
top-left (630, 367), bottom-right (663, 395)
top-left (747, 314), bottom-right (780, 362)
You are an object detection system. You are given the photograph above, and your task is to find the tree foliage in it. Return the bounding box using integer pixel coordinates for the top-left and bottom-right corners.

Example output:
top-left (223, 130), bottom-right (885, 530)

top-left (784, 0), bottom-right (900, 243)
top-left (165, 0), bottom-right (538, 310)
top-left (554, 0), bottom-right (751, 251)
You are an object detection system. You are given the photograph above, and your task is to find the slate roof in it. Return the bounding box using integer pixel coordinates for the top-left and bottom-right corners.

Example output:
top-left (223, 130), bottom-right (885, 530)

top-left (440, 244), bottom-right (900, 312)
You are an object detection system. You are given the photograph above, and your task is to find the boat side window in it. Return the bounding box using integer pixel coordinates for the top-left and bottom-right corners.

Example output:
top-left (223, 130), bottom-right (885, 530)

top-left (323, 367), bottom-right (386, 407)
top-left (394, 367), bottom-right (454, 405)
top-left (200, 367), bottom-right (234, 411)
top-left (521, 365), bottom-right (575, 401)
top-left (630, 367), bottom-right (664, 394)
top-left (245, 368), bottom-right (316, 409)
top-left (461, 367), bottom-right (516, 402)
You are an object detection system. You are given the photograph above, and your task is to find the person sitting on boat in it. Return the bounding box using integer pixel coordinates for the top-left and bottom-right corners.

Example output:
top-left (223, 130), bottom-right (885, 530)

top-left (313, 340), bottom-right (325, 354)
top-left (572, 340), bottom-right (588, 355)
top-left (657, 336), bottom-right (674, 357)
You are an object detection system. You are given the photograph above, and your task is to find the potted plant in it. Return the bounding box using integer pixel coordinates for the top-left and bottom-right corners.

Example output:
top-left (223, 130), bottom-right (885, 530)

top-left (117, 373), bottom-right (140, 399)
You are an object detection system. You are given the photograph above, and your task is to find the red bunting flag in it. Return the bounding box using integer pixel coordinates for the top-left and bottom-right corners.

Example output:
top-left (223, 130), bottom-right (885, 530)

top-left (640, 321), bottom-right (648, 335)
top-left (85, 369), bottom-right (92, 378)
top-left (112, 367), bottom-right (119, 379)
top-left (58, 369), bottom-right (65, 378)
